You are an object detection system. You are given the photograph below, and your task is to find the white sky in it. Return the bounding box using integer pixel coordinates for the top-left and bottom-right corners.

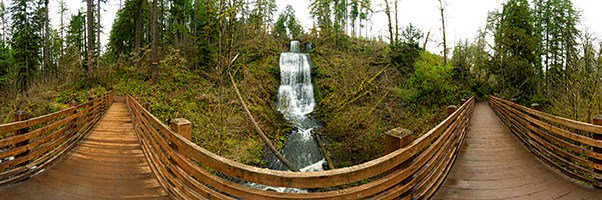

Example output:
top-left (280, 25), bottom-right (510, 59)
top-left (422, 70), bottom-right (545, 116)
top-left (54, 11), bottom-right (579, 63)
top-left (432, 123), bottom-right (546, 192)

top-left (46, 0), bottom-right (602, 54)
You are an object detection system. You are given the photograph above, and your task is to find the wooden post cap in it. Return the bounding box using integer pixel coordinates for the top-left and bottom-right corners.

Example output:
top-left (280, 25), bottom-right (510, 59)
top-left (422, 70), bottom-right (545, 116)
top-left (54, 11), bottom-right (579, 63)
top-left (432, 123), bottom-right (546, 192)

top-left (14, 110), bottom-right (29, 121)
top-left (171, 118), bottom-right (192, 141)
top-left (460, 99), bottom-right (466, 105)
top-left (447, 105), bottom-right (458, 116)
top-left (510, 98), bottom-right (517, 102)
top-left (593, 115), bottom-right (602, 125)
top-left (385, 128), bottom-right (414, 154)
top-left (530, 103), bottom-right (541, 111)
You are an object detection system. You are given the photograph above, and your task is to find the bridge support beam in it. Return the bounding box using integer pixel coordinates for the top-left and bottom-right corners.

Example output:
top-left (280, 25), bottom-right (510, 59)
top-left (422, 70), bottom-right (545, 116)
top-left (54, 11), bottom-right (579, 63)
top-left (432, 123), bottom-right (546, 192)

top-left (13, 110), bottom-right (30, 166)
top-left (594, 115), bottom-right (602, 188)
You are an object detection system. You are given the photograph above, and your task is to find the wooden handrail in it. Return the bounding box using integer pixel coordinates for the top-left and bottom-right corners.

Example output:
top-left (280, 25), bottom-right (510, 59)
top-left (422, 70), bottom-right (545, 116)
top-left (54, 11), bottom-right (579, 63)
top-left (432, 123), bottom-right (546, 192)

top-left (0, 92), bottom-right (114, 185)
top-left (488, 95), bottom-right (602, 188)
top-left (127, 94), bottom-right (475, 199)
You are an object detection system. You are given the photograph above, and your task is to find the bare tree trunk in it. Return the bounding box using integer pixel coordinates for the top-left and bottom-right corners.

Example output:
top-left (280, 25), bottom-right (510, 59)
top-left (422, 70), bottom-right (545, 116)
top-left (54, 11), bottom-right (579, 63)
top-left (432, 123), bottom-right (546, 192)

top-left (384, 0), bottom-right (393, 43)
top-left (423, 30), bottom-right (430, 50)
top-left (438, 0), bottom-right (447, 65)
top-left (394, 0), bottom-right (398, 42)
top-left (96, 0), bottom-right (101, 70)
top-left (87, 0), bottom-right (94, 79)
top-left (227, 54), bottom-right (299, 172)
top-left (152, 0), bottom-right (158, 81)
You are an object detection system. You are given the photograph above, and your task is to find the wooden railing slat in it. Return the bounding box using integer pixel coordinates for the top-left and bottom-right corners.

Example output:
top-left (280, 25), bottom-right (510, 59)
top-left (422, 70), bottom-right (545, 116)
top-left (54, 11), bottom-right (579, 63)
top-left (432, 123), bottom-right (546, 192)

top-left (126, 94), bottom-right (475, 198)
top-left (1, 92), bottom-right (113, 186)
top-left (492, 96), bottom-right (602, 135)
top-left (488, 96), bottom-right (601, 187)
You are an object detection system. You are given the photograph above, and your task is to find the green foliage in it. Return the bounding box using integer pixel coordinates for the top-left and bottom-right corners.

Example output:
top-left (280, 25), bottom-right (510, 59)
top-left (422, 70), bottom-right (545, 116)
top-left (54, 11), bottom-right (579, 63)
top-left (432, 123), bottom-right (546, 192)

top-left (310, 0), bottom-right (332, 35)
top-left (408, 51), bottom-right (463, 106)
top-left (107, 0), bottom-right (150, 58)
top-left (274, 12), bottom-right (287, 37)
top-left (11, 0), bottom-right (44, 91)
top-left (273, 5), bottom-right (303, 39)
top-left (400, 23), bottom-right (423, 46)
top-left (390, 42), bottom-right (422, 76)
top-left (0, 43), bottom-right (12, 85)
top-left (389, 24), bottom-right (423, 75)
top-left (489, 0), bottom-right (538, 99)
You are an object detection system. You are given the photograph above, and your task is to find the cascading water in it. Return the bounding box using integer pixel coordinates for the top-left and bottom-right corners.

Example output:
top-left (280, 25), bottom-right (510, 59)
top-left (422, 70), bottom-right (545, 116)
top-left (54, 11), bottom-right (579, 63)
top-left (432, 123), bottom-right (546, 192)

top-left (249, 41), bottom-right (325, 193)
top-left (271, 40), bottom-right (324, 172)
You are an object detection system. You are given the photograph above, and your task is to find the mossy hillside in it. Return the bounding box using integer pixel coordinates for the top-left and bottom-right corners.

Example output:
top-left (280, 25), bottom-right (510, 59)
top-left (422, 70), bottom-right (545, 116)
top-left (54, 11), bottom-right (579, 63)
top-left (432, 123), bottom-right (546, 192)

top-left (311, 38), bottom-right (469, 167)
top-left (112, 42), bottom-right (291, 166)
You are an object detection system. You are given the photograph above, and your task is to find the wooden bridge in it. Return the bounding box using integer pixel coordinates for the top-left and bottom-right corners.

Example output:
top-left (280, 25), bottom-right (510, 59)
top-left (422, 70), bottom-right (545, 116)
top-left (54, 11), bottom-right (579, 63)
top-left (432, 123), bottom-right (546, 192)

top-left (0, 93), bottom-right (600, 199)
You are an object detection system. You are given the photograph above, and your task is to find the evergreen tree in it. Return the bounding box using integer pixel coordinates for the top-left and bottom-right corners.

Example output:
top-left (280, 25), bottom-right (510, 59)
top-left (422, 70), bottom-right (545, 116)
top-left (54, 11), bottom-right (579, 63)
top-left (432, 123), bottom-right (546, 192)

top-left (66, 11), bottom-right (86, 56)
top-left (309, 0), bottom-right (332, 35)
top-left (108, 0), bottom-right (150, 58)
top-left (493, 0), bottom-right (538, 98)
top-left (532, 0), bottom-right (580, 94)
top-left (0, 42), bottom-right (11, 85)
top-left (11, 0), bottom-right (43, 90)
top-left (274, 5), bottom-right (304, 39)
top-left (0, 0), bottom-right (8, 44)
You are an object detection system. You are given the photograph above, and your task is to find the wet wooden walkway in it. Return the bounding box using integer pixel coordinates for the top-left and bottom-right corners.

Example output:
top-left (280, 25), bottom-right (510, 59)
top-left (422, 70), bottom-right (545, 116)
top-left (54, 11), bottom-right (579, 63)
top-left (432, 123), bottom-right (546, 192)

top-left (0, 98), bottom-right (169, 200)
top-left (433, 102), bottom-right (601, 199)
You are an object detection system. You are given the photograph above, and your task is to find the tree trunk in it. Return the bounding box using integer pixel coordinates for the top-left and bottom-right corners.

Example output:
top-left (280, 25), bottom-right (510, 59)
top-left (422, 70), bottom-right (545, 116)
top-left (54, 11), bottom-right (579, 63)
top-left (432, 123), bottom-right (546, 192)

top-left (394, 0), bottom-right (398, 42)
top-left (135, 0), bottom-right (142, 51)
top-left (384, 0), bottom-right (393, 44)
top-left (423, 30), bottom-right (430, 49)
top-left (192, 0), bottom-right (198, 69)
top-left (43, 0), bottom-right (50, 81)
top-left (87, 0), bottom-right (94, 79)
top-left (173, 0), bottom-right (178, 47)
top-left (439, 0), bottom-right (447, 65)
top-left (59, 0), bottom-right (65, 81)
top-left (96, 0), bottom-right (101, 70)
top-left (152, 0), bottom-right (158, 81)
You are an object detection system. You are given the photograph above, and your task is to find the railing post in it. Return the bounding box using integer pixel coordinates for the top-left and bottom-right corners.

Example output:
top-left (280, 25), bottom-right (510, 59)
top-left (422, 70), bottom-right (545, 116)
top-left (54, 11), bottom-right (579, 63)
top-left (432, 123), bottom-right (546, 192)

top-left (460, 99), bottom-right (466, 105)
top-left (447, 105), bottom-right (458, 116)
top-left (171, 118), bottom-right (192, 156)
top-left (69, 101), bottom-right (79, 138)
top-left (593, 115), bottom-right (602, 188)
top-left (143, 102), bottom-right (151, 112)
top-left (385, 128), bottom-right (414, 154)
top-left (13, 110), bottom-right (30, 166)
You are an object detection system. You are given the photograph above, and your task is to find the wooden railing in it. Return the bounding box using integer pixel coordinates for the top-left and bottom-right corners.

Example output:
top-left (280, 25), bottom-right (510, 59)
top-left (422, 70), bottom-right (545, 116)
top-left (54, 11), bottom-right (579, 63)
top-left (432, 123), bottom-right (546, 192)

top-left (127, 94), bottom-right (474, 199)
top-left (488, 96), bottom-right (602, 188)
top-left (0, 92), bottom-right (114, 185)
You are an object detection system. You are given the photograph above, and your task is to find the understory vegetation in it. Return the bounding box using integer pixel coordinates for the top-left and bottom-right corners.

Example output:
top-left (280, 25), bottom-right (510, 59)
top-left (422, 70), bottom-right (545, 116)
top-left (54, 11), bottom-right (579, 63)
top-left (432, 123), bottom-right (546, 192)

top-left (1, 0), bottom-right (601, 168)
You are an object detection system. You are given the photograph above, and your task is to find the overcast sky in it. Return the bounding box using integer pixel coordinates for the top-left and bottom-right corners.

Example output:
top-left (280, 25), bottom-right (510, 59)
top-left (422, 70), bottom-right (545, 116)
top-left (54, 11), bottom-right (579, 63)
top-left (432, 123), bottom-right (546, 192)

top-left (49, 0), bottom-right (602, 53)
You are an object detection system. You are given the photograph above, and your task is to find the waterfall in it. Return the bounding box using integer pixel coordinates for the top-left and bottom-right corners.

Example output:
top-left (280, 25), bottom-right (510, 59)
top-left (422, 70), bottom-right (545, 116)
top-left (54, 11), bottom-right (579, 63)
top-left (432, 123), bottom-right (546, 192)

top-left (271, 40), bottom-right (324, 172)
top-left (249, 41), bottom-right (324, 193)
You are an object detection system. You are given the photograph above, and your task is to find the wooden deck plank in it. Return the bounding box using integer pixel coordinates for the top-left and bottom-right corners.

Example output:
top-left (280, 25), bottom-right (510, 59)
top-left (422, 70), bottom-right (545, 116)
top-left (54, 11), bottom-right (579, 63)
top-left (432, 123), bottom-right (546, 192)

top-left (0, 99), bottom-right (169, 200)
top-left (432, 102), bottom-right (601, 199)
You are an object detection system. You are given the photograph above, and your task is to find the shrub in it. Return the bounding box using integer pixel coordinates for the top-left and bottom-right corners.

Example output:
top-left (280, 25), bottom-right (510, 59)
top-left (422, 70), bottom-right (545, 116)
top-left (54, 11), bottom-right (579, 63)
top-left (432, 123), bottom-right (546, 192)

top-left (408, 51), bottom-right (465, 106)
